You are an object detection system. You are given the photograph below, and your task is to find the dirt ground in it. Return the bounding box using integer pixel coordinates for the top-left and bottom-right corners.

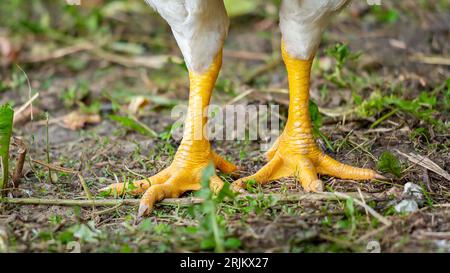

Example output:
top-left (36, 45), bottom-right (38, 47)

top-left (0, 0), bottom-right (449, 252)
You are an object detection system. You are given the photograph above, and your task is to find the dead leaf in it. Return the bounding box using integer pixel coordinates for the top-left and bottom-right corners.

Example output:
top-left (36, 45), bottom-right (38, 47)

top-left (13, 106), bottom-right (41, 126)
top-left (62, 111), bottom-right (101, 130)
top-left (13, 92), bottom-right (40, 126)
top-left (12, 137), bottom-right (28, 188)
top-left (128, 96), bottom-right (150, 115)
top-left (389, 39), bottom-right (407, 50)
top-left (396, 150), bottom-right (450, 181)
top-left (0, 35), bottom-right (18, 66)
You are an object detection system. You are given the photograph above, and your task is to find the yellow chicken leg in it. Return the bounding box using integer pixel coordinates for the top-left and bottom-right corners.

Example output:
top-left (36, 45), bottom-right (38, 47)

top-left (232, 41), bottom-right (383, 193)
top-left (100, 51), bottom-right (237, 218)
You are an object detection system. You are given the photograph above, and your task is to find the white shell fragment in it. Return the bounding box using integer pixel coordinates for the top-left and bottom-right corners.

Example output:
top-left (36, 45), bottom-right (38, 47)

top-left (395, 199), bottom-right (419, 213)
top-left (402, 182), bottom-right (424, 201)
top-left (394, 182), bottom-right (424, 213)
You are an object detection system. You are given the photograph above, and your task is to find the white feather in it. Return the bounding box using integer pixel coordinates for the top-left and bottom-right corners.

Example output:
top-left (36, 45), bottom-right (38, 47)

top-left (145, 0), bottom-right (351, 70)
top-left (145, 0), bottom-right (229, 72)
top-left (280, 0), bottom-right (351, 60)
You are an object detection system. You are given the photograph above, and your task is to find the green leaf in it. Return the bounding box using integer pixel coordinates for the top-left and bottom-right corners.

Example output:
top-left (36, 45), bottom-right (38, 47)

top-left (109, 115), bottom-right (157, 138)
top-left (68, 221), bottom-right (104, 243)
top-left (0, 104), bottom-right (14, 194)
top-left (344, 198), bottom-right (356, 233)
top-left (216, 181), bottom-right (236, 202)
top-left (417, 92), bottom-right (436, 107)
top-left (444, 78), bottom-right (450, 110)
top-left (224, 0), bottom-right (259, 17)
top-left (309, 100), bottom-right (322, 128)
top-left (139, 219), bottom-right (153, 232)
top-left (200, 238), bottom-right (215, 250)
top-left (224, 238), bottom-right (241, 249)
top-left (57, 230), bottom-right (75, 244)
top-left (377, 151), bottom-right (402, 178)
top-left (371, 6), bottom-right (399, 24)
top-left (345, 198), bottom-right (355, 218)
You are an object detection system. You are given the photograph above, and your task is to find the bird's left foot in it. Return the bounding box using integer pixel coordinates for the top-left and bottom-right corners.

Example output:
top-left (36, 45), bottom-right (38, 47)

top-left (232, 133), bottom-right (384, 193)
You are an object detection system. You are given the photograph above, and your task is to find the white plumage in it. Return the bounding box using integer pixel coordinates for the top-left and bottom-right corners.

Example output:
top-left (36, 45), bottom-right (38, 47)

top-left (145, 0), bottom-right (351, 71)
top-left (280, 0), bottom-right (351, 60)
top-left (145, 0), bottom-right (229, 72)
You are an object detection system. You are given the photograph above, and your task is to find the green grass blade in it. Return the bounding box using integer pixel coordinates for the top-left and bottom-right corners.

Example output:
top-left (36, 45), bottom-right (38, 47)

top-left (109, 115), bottom-right (157, 138)
top-left (0, 104), bottom-right (14, 195)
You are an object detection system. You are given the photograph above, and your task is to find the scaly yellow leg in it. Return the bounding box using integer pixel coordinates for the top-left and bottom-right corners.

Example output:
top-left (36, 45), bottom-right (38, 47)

top-left (100, 50), bottom-right (237, 218)
top-left (232, 41), bottom-right (383, 192)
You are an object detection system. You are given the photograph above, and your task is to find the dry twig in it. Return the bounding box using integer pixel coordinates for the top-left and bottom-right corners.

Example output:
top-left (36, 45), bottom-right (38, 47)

top-left (11, 137), bottom-right (27, 188)
top-left (31, 159), bottom-right (93, 199)
top-left (0, 192), bottom-right (384, 208)
top-left (396, 150), bottom-right (450, 181)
